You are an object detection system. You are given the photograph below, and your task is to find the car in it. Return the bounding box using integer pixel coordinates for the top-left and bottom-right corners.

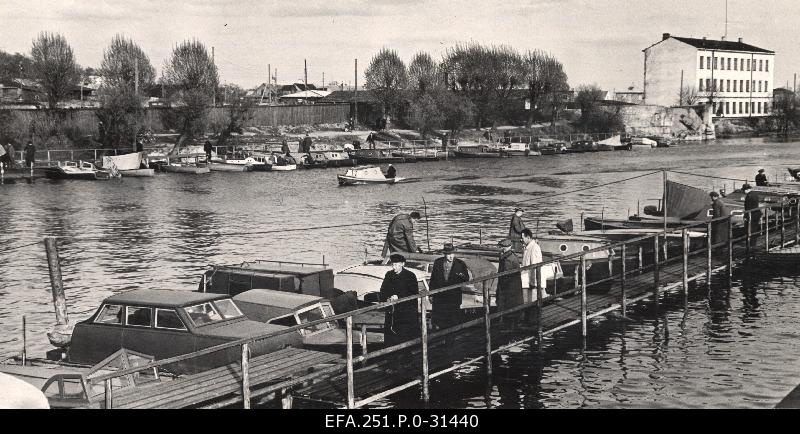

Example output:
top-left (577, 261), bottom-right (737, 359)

top-left (66, 289), bottom-right (303, 374)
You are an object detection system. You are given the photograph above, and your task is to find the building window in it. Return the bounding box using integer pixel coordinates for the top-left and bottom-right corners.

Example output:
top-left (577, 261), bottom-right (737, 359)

top-left (707, 57), bottom-right (712, 69)
top-left (720, 57), bottom-right (724, 69)
top-left (714, 79), bottom-right (719, 91)
top-left (700, 56), bottom-right (704, 69)
top-left (759, 59), bottom-right (763, 71)
top-left (699, 79), bottom-right (704, 91)
top-left (734, 58), bottom-right (738, 70)
top-left (765, 81), bottom-right (769, 92)
top-left (739, 101), bottom-right (743, 113)
top-left (758, 80), bottom-right (762, 92)
top-left (751, 102), bottom-right (755, 113)
top-left (746, 81), bottom-right (750, 92)
top-left (747, 59), bottom-right (751, 71)
top-left (713, 102), bottom-right (717, 113)
top-left (764, 102), bottom-right (769, 113)
top-left (733, 80), bottom-right (737, 92)
top-left (706, 79), bottom-right (711, 91)
top-left (727, 80), bottom-right (730, 92)
top-left (725, 102), bottom-right (730, 114)
top-left (766, 59), bottom-right (769, 71)
top-left (752, 80), bottom-right (755, 92)
top-left (740, 80), bottom-right (744, 92)
top-left (714, 57), bottom-right (717, 69)
top-left (727, 58), bottom-right (731, 70)
top-left (758, 102), bottom-right (762, 113)
top-left (744, 102), bottom-right (748, 113)
top-left (732, 102), bottom-right (736, 114)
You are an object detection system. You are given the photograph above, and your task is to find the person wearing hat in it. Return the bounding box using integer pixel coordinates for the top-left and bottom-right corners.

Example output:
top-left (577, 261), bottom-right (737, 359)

top-left (429, 243), bottom-right (470, 335)
top-left (742, 184), bottom-right (762, 247)
top-left (379, 253), bottom-right (421, 351)
top-left (497, 238), bottom-right (523, 328)
top-left (755, 169), bottom-right (769, 187)
top-left (709, 191), bottom-right (731, 246)
top-left (384, 211), bottom-right (423, 254)
top-left (24, 141), bottom-right (35, 169)
top-left (384, 164), bottom-right (396, 179)
top-left (508, 208), bottom-right (526, 251)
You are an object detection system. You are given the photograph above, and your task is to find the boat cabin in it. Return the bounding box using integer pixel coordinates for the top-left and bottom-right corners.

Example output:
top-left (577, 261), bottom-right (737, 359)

top-left (342, 166), bottom-right (386, 179)
top-left (67, 289), bottom-right (302, 374)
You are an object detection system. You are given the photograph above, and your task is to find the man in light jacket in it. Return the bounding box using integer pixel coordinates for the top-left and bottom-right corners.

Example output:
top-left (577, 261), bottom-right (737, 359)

top-left (520, 229), bottom-right (550, 302)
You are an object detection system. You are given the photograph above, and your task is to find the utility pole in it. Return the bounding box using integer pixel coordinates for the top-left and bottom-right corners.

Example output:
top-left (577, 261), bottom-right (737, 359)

top-left (134, 59), bottom-right (139, 96)
top-left (354, 58), bottom-right (358, 125)
top-left (304, 59), bottom-right (308, 91)
top-left (212, 46), bottom-right (216, 107)
top-left (322, 71), bottom-right (325, 89)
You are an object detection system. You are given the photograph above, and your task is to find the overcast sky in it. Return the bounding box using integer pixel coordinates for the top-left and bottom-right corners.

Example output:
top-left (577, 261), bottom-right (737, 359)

top-left (1, 0), bottom-right (796, 91)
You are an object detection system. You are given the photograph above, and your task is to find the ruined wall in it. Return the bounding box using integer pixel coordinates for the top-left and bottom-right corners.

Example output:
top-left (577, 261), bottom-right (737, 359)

top-left (615, 104), bottom-right (715, 139)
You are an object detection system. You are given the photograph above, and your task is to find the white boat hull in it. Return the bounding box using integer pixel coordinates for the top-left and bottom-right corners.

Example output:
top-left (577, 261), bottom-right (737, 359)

top-left (120, 169), bottom-right (155, 177)
top-left (338, 175), bottom-right (404, 185)
top-left (102, 152), bottom-right (143, 171)
top-left (269, 164), bottom-right (297, 171)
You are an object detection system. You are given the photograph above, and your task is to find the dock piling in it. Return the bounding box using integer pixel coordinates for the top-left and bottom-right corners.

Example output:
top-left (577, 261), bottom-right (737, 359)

top-left (727, 217), bottom-right (733, 281)
top-left (536, 266), bottom-right (543, 343)
top-left (746, 211), bottom-right (752, 254)
top-left (766, 210), bottom-right (770, 251)
top-left (104, 379), bottom-right (113, 409)
top-left (621, 245), bottom-right (627, 317)
top-left (360, 324), bottom-right (367, 363)
top-left (682, 229), bottom-right (689, 306)
top-left (420, 297), bottom-right (430, 403)
top-left (580, 254), bottom-right (587, 337)
top-left (44, 237), bottom-right (69, 327)
top-left (22, 315), bottom-right (26, 365)
top-left (483, 284), bottom-right (492, 378)
top-left (796, 201), bottom-right (800, 244)
top-left (781, 203), bottom-right (786, 247)
top-left (241, 343), bottom-right (251, 409)
top-left (345, 316), bottom-right (355, 409)
top-left (653, 236), bottom-right (660, 309)
top-left (638, 246), bottom-right (643, 274)
top-left (706, 222), bottom-right (712, 289)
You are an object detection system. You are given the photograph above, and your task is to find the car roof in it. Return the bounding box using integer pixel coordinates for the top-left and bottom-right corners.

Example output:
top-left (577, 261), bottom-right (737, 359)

top-left (336, 264), bottom-right (428, 281)
top-left (105, 289), bottom-right (229, 308)
top-left (233, 289), bottom-right (323, 309)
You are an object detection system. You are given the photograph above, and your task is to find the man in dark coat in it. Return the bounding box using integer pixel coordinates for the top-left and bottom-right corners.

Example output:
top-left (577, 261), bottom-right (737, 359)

top-left (710, 191), bottom-right (731, 246)
top-left (280, 139), bottom-right (290, 156)
top-left (379, 254), bottom-right (421, 348)
top-left (496, 239), bottom-right (523, 327)
top-left (508, 208), bottom-right (526, 251)
top-left (429, 243), bottom-right (470, 332)
top-left (302, 133), bottom-right (313, 153)
top-left (203, 141), bottom-right (213, 162)
top-left (743, 184), bottom-right (762, 247)
top-left (755, 169), bottom-right (769, 187)
top-left (385, 212), bottom-right (423, 253)
top-left (385, 164), bottom-right (396, 179)
top-left (24, 141), bottom-right (35, 168)
top-left (367, 132), bottom-right (376, 149)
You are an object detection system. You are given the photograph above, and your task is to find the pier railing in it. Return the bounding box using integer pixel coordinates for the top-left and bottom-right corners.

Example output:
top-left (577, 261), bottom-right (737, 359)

top-left (85, 200), bottom-right (796, 408)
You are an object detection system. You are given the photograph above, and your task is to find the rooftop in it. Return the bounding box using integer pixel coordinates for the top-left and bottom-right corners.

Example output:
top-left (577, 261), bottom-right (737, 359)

top-left (646, 34), bottom-right (774, 54)
top-left (105, 289), bottom-right (227, 308)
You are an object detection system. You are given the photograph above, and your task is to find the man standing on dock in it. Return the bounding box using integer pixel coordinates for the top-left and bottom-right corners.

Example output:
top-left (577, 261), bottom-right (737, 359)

top-left (743, 184), bottom-right (762, 248)
top-left (755, 169), bottom-right (770, 187)
top-left (509, 208), bottom-right (526, 251)
top-left (521, 229), bottom-right (549, 303)
top-left (385, 212), bottom-right (423, 254)
top-left (429, 243), bottom-right (469, 336)
top-left (24, 141), bottom-right (35, 169)
top-left (281, 138), bottom-right (290, 156)
top-left (203, 140), bottom-right (213, 162)
top-left (379, 254), bottom-right (421, 354)
top-left (302, 133), bottom-right (313, 154)
top-left (497, 239), bottom-right (523, 329)
top-left (710, 191), bottom-right (731, 246)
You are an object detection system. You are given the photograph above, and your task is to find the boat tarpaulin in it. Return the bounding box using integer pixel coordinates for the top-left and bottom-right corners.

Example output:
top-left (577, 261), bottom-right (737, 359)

top-left (666, 180), bottom-right (712, 220)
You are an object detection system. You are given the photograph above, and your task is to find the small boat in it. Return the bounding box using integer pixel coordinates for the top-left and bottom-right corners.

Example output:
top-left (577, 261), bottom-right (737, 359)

top-left (208, 153), bottom-right (262, 172)
top-left (43, 161), bottom-right (111, 180)
top-left (265, 154), bottom-right (298, 171)
top-left (309, 150), bottom-right (356, 167)
top-left (537, 140), bottom-right (568, 155)
top-left (453, 145), bottom-right (504, 158)
top-left (491, 142), bottom-right (540, 156)
top-left (207, 161), bottom-right (254, 172)
top-left (101, 152), bottom-right (145, 171)
top-left (568, 140), bottom-right (599, 153)
top-left (349, 149), bottom-right (405, 164)
top-left (152, 153), bottom-right (210, 174)
top-left (298, 153), bottom-right (328, 169)
top-left (628, 137), bottom-right (657, 149)
top-left (596, 135), bottom-right (631, 151)
top-left (337, 165), bottom-right (405, 185)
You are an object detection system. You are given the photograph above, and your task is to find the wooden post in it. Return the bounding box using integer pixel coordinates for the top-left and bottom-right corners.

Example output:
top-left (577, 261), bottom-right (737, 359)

top-left (573, 265), bottom-right (580, 290)
top-left (360, 324), bottom-right (367, 362)
top-left (420, 297), bottom-right (430, 403)
top-left (44, 237), bottom-right (68, 326)
top-left (796, 201), bottom-right (800, 244)
top-left (706, 222), bottom-right (713, 289)
top-left (663, 170), bottom-right (668, 234)
top-left (104, 379), bottom-right (113, 409)
top-left (638, 245), bottom-right (643, 273)
top-left (727, 216), bottom-right (734, 280)
top-left (22, 316), bottom-right (26, 365)
top-left (621, 244), bottom-right (627, 317)
top-left (765, 208), bottom-right (770, 251)
top-left (483, 284), bottom-right (492, 377)
top-left (781, 203), bottom-right (785, 247)
top-left (662, 236), bottom-right (668, 262)
top-left (241, 343), bottom-right (251, 409)
top-left (345, 316), bottom-right (355, 409)
top-left (653, 236), bottom-right (660, 308)
top-left (580, 254), bottom-right (587, 338)
top-left (682, 229), bottom-right (689, 304)
top-left (746, 209), bottom-right (752, 254)
top-left (536, 266), bottom-right (543, 343)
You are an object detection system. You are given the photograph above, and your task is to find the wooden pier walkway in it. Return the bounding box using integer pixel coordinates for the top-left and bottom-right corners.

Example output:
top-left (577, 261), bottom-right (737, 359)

top-left (85, 202), bottom-right (800, 409)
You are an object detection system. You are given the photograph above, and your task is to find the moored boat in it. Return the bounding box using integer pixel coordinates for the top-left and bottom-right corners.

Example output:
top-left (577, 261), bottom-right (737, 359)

top-left (43, 161), bottom-right (111, 180)
top-left (265, 153), bottom-right (298, 171)
top-left (349, 149), bottom-right (405, 164)
top-left (568, 140), bottom-right (599, 153)
top-left (309, 150), bottom-right (356, 167)
top-left (754, 245), bottom-right (800, 266)
top-left (337, 165), bottom-right (405, 185)
top-left (596, 135), bottom-right (631, 151)
top-left (628, 137), bottom-right (657, 149)
top-left (101, 152), bottom-right (145, 171)
top-left (453, 145), bottom-right (504, 158)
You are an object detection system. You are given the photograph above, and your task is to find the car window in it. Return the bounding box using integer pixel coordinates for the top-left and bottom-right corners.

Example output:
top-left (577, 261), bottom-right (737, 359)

top-left (297, 305), bottom-right (336, 333)
top-left (269, 315), bottom-right (299, 328)
top-left (126, 306), bottom-right (152, 327)
top-left (94, 304), bottom-right (123, 324)
top-left (183, 302), bottom-right (223, 326)
top-left (43, 379), bottom-right (62, 399)
top-left (321, 303), bottom-right (335, 318)
top-left (212, 299), bottom-right (243, 319)
top-left (155, 309), bottom-right (187, 330)
top-left (62, 378), bottom-right (85, 399)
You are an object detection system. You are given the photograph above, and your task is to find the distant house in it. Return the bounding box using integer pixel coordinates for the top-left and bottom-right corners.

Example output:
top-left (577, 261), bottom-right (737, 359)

top-left (612, 90), bottom-right (644, 104)
top-left (278, 83), bottom-right (318, 97)
top-left (278, 89), bottom-right (332, 104)
top-left (318, 90), bottom-right (382, 124)
top-left (244, 83), bottom-right (279, 104)
top-left (0, 78), bottom-right (45, 107)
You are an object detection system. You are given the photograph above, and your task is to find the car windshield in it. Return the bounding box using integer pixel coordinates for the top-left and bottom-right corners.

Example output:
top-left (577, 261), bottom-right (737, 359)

top-left (297, 304), bottom-right (336, 334)
top-left (212, 299), bottom-right (243, 319)
top-left (183, 302), bottom-right (224, 326)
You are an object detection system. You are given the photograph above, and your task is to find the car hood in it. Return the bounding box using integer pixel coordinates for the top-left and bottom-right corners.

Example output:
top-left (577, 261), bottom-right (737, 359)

top-left (195, 319), bottom-right (294, 340)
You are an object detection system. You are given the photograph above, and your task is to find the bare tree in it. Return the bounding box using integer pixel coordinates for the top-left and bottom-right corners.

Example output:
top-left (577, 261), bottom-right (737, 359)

top-left (407, 52), bottom-right (439, 96)
top-left (772, 90), bottom-right (800, 137)
top-left (677, 85), bottom-right (701, 106)
top-left (212, 84), bottom-right (255, 147)
top-left (365, 48), bottom-right (408, 119)
top-left (523, 50), bottom-right (569, 126)
top-left (100, 35), bottom-right (156, 90)
top-left (0, 50), bottom-right (33, 82)
top-left (575, 84), bottom-right (620, 132)
top-left (161, 40), bottom-right (219, 148)
top-left (30, 32), bottom-right (80, 109)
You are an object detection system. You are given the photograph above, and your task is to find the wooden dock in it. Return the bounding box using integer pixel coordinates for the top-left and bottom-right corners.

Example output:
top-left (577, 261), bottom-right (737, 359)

top-left (85, 201), bottom-right (800, 409)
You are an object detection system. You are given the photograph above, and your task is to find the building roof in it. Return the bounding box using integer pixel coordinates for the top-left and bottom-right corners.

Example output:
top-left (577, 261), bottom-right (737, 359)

top-left (233, 289), bottom-right (322, 309)
top-left (318, 89), bottom-right (379, 103)
top-left (105, 289), bottom-right (227, 308)
top-left (647, 35), bottom-right (774, 54)
top-left (279, 89), bottom-right (332, 99)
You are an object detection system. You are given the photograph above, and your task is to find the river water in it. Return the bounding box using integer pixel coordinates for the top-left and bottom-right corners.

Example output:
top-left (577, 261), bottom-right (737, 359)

top-left (2, 136), bottom-right (800, 408)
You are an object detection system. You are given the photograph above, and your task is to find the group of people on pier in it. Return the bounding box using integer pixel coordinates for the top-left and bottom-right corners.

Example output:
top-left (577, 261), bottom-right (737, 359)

top-left (0, 142), bottom-right (36, 170)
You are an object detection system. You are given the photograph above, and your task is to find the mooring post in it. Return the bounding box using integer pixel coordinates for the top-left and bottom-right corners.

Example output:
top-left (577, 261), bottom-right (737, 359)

top-left (727, 216), bottom-right (734, 280)
top-left (653, 235), bottom-right (660, 308)
top-left (638, 245), bottom-right (643, 274)
top-left (345, 316), bottom-right (355, 409)
top-left (662, 235), bottom-right (668, 262)
top-left (420, 297), bottom-right (430, 403)
top-left (360, 324), bottom-right (367, 363)
top-left (706, 222), bottom-right (713, 289)
top-left (44, 237), bottom-right (69, 326)
top-left (241, 342), bottom-right (251, 409)
top-left (621, 244), bottom-right (627, 317)
top-left (781, 203), bottom-right (785, 247)
top-left (104, 379), bottom-right (113, 409)
top-left (796, 201), bottom-right (800, 244)
top-left (536, 265), bottom-right (543, 344)
top-left (22, 315), bottom-right (27, 365)
top-left (746, 210), bottom-right (752, 254)
top-left (765, 208), bottom-right (770, 251)
top-left (483, 284), bottom-right (492, 378)
top-left (682, 229), bottom-right (689, 305)
top-left (580, 254), bottom-right (587, 338)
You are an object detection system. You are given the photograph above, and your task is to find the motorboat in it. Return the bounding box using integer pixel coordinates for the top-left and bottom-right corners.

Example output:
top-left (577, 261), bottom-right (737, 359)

top-left (43, 161), bottom-right (111, 180)
top-left (536, 140), bottom-right (568, 155)
top-left (453, 145), bottom-right (504, 158)
top-left (310, 150), bottom-right (356, 167)
top-left (491, 142), bottom-right (540, 156)
top-left (596, 135), bottom-right (631, 151)
top-left (299, 153), bottom-right (328, 169)
top-left (208, 153), bottom-right (262, 172)
top-left (628, 137), bottom-right (657, 149)
top-left (101, 152), bottom-right (154, 176)
top-left (265, 153), bottom-right (298, 171)
top-left (337, 165), bottom-right (405, 185)
top-left (392, 148), bottom-right (443, 161)
top-left (151, 153), bottom-right (210, 174)
top-left (568, 140), bottom-right (599, 153)
top-left (349, 149), bottom-right (405, 164)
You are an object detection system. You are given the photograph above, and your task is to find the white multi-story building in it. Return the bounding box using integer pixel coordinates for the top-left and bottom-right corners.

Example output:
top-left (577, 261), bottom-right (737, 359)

top-left (643, 33), bottom-right (775, 117)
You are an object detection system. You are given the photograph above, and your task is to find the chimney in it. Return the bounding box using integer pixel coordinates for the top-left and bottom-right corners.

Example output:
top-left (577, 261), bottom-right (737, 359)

top-left (738, 37), bottom-right (743, 43)
top-left (702, 36), bottom-right (707, 40)
top-left (662, 33), bottom-right (670, 41)
top-left (721, 36), bottom-right (725, 41)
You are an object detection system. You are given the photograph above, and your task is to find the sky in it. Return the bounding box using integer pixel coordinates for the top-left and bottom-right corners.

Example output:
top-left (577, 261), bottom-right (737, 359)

top-left (1, 0), bottom-right (797, 91)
